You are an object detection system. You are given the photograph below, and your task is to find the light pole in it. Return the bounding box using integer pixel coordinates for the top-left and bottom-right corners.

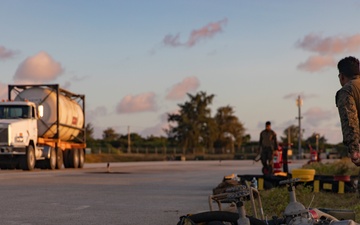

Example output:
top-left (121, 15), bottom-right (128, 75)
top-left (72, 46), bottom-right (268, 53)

top-left (316, 133), bottom-right (319, 151)
top-left (296, 96), bottom-right (303, 159)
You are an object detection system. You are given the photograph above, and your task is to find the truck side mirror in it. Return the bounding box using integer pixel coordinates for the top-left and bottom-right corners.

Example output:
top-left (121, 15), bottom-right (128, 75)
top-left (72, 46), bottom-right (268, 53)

top-left (38, 105), bottom-right (44, 118)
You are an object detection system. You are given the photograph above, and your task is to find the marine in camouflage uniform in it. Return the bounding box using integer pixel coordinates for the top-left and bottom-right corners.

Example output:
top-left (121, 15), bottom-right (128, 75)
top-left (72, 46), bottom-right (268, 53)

top-left (335, 56), bottom-right (360, 194)
top-left (259, 121), bottom-right (278, 173)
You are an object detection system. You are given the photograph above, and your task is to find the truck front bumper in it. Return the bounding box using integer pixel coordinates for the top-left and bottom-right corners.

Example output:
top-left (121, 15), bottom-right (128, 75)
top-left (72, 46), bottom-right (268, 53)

top-left (0, 146), bottom-right (26, 155)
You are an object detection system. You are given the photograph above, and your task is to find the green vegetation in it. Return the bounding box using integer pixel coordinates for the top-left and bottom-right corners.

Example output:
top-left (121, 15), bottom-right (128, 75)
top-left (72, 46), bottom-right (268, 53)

top-left (303, 158), bottom-right (360, 176)
top-left (85, 91), bottom-right (347, 159)
top-left (86, 91), bottom-right (248, 155)
top-left (245, 185), bottom-right (360, 222)
top-left (243, 159), bottom-right (360, 222)
top-left (166, 92), bottom-right (245, 154)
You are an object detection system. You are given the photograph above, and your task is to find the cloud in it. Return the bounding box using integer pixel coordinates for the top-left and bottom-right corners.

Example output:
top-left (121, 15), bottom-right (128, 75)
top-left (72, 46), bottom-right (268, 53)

top-left (163, 34), bottom-right (182, 47)
top-left (14, 51), bottom-right (64, 82)
top-left (163, 18), bottom-right (228, 48)
top-left (140, 110), bottom-right (179, 137)
top-left (86, 106), bottom-right (108, 122)
top-left (297, 55), bottom-right (336, 72)
top-left (303, 107), bottom-right (335, 127)
top-left (62, 75), bottom-right (91, 89)
top-left (72, 75), bottom-right (90, 82)
top-left (0, 82), bottom-right (8, 100)
top-left (166, 76), bottom-right (200, 100)
top-left (0, 46), bottom-right (19, 60)
top-left (296, 33), bottom-right (360, 55)
top-left (85, 106), bottom-right (109, 139)
top-left (62, 81), bottom-right (71, 89)
top-left (140, 115), bottom-right (168, 137)
top-left (116, 92), bottom-right (157, 113)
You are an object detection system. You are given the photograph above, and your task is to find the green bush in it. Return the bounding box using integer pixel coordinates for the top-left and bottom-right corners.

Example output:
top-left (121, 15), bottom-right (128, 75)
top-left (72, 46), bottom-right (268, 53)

top-left (243, 159), bottom-right (360, 222)
top-left (245, 185), bottom-right (360, 222)
top-left (302, 158), bottom-right (360, 176)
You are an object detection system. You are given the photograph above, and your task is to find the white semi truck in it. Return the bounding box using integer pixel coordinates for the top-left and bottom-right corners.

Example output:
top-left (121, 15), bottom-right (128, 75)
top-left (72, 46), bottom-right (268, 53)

top-left (0, 84), bottom-right (86, 170)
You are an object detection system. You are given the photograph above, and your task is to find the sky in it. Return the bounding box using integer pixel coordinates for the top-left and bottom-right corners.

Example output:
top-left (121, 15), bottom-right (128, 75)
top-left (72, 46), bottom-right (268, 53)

top-left (1, 0), bottom-right (360, 144)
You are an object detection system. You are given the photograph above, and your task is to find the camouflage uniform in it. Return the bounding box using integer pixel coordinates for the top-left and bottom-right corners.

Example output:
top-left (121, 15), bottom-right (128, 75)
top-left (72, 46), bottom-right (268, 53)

top-left (259, 129), bottom-right (278, 169)
top-left (335, 76), bottom-right (360, 194)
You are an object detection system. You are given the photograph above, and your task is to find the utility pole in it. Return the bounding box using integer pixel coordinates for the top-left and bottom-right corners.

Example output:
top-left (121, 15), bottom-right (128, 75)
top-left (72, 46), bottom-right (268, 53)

top-left (127, 126), bottom-right (131, 153)
top-left (296, 96), bottom-right (303, 159)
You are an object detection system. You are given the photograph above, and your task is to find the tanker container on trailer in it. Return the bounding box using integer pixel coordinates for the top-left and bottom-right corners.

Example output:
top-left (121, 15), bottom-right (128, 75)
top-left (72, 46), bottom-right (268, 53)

top-left (0, 84), bottom-right (86, 170)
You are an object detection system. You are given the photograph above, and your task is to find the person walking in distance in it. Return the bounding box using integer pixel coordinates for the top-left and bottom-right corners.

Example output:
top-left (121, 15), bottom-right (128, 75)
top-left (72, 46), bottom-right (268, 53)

top-left (335, 56), bottom-right (360, 195)
top-left (259, 121), bottom-right (278, 174)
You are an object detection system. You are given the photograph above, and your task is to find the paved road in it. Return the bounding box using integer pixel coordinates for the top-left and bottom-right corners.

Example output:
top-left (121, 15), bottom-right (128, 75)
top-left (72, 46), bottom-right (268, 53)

top-left (0, 160), bottom-right (310, 225)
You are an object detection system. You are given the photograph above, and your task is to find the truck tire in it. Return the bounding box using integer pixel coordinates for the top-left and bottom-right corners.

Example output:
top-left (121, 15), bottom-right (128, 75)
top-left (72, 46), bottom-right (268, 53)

top-left (55, 147), bottom-right (63, 169)
top-left (78, 149), bottom-right (85, 168)
top-left (22, 145), bottom-right (35, 171)
top-left (69, 149), bottom-right (79, 169)
top-left (45, 147), bottom-right (56, 170)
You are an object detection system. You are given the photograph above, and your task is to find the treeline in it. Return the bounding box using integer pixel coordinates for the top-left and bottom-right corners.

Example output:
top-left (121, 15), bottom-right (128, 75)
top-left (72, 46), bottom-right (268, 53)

top-left (85, 91), bottom-right (346, 156)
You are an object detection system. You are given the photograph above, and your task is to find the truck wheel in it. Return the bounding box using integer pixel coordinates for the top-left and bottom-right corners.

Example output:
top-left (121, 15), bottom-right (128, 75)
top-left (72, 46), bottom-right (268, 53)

top-left (45, 147), bottom-right (56, 170)
top-left (22, 145), bottom-right (35, 171)
top-left (69, 149), bottom-right (79, 168)
top-left (78, 149), bottom-right (85, 168)
top-left (55, 148), bottom-right (63, 169)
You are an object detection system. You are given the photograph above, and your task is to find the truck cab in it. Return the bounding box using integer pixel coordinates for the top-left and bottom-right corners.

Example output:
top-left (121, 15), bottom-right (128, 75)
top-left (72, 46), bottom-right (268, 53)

top-left (0, 101), bottom-right (43, 170)
top-left (0, 101), bottom-right (40, 148)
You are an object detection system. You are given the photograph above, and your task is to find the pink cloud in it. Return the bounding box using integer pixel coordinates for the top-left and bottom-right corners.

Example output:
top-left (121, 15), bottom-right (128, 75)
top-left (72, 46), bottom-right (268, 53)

top-left (166, 76), bottom-right (200, 100)
top-left (14, 51), bottom-right (64, 82)
top-left (140, 114), bottom-right (168, 137)
top-left (62, 81), bottom-right (71, 89)
top-left (61, 75), bottom-right (90, 90)
top-left (297, 55), bottom-right (336, 72)
top-left (0, 46), bottom-right (18, 60)
top-left (163, 34), bottom-right (182, 47)
top-left (116, 92), bottom-right (157, 113)
top-left (303, 107), bottom-right (335, 127)
top-left (140, 109), bottom-right (180, 137)
top-left (296, 33), bottom-right (360, 55)
top-left (86, 106), bottom-right (108, 122)
top-left (0, 82), bottom-right (8, 100)
top-left (163, 18), bottom-right (228, 48)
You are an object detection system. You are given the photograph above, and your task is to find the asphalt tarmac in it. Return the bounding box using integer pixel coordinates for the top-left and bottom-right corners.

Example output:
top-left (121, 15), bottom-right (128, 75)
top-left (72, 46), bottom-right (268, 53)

top-left (0, 160), bottom-right (308, 225)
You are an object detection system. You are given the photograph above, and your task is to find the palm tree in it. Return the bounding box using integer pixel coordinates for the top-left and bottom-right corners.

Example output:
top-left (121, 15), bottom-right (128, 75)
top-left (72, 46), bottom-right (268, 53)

top-left (85, 123), bottom-right (95, 142)
top-left (280, 125), bottom-right (299, 146)
top-left (166, 91), bottom-right (215, 154)
top-left (102, 127), bottom-right (119, 141)
top-left (214, 106), bottom-right (245, 153)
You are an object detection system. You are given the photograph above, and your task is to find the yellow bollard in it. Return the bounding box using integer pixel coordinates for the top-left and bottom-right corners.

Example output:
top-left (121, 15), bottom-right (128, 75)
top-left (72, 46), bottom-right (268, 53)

top-left (338, 181), bottom-right (345, 194)
top-left (313, 180), bottom-right (319, 193)
top-left (258, 178), bottom-right (264, 190)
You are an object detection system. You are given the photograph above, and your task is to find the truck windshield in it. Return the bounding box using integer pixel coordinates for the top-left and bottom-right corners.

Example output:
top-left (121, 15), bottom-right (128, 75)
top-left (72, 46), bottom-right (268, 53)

top-left (0, 105), bottom-right (30, 119)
